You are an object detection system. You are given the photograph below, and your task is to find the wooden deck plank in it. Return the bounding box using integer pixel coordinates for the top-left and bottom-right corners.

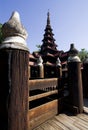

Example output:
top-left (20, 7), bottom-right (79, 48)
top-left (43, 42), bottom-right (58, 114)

top-left (33, 111), bottom-right (88, 130)
top-left (72, 116), bottom-right (88, 129)
top-left (33, 99), bottom-right (88, 130)
top-left (34, 126), bottom-right (43, 130)
top-left (77, 113), bottom-right (88, 121)
top-left (55, 115), bottom-right (80, 130)
top-left (47, 120), bottom-right (63, 130)
top-left (60, 113), bottom-right (88, 130)
top-left (50, 118), bottom-right (69, 130)
top-left (41, 122), bottom-right (56, 130)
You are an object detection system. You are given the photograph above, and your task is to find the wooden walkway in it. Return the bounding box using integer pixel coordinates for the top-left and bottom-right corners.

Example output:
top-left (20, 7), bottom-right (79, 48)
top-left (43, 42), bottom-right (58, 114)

top-left (33, 98), bottom-right (88, 130)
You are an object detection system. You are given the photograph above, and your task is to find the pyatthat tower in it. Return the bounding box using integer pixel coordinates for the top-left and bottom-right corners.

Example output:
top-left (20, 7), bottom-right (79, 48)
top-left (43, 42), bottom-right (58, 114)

top-left (40, 12), bottom-right (60, 65)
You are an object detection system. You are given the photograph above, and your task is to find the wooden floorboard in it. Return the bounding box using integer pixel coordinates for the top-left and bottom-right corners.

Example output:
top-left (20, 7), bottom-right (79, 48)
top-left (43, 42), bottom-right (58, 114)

top-left (33, 98), bottom-right (88, 130)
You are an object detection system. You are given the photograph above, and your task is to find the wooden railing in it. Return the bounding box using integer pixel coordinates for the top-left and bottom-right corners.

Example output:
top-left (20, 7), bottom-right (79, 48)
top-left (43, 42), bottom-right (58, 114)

top-left (0, 13), bottom-right (84, 130)
top-left (28, 65), bottom-right (64, 129)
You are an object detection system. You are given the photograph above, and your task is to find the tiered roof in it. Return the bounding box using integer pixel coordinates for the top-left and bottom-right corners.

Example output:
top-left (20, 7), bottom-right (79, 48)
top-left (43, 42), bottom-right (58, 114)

top-left (40, 12), bottom-right (60, 65)
top-left (29, 12), bottom-right (69, 67)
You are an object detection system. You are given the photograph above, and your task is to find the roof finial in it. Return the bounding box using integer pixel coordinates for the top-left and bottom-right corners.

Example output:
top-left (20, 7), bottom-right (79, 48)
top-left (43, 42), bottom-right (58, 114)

top-left (47, 10), bottom-right (50, 25)
top-left (1, 11), bottom-right (29, 51)
top-left (68, 44), bottom-right (81, 62)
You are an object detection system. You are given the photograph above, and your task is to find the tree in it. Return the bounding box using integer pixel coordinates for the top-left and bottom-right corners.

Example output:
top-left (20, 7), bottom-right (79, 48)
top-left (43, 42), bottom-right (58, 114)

top-left (36, 44), bottom-right (41, 52)
top-left (0, 23), bottom-right (3, 43)
top-left (78, 48), bottom-right (88, 62)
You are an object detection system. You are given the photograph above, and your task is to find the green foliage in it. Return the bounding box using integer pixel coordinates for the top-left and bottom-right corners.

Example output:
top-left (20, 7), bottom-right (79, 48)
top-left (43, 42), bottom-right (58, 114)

top-left (0, 23), bottom-right (3, 43)
top-left (78, 48), bottom-right (88, 62)
top-left (36, 44), bottom-right (41, 52)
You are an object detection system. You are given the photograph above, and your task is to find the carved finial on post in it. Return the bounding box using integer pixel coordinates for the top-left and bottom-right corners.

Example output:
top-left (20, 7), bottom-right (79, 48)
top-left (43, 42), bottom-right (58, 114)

top-left (37, 56), bottom-right (43, 66)
top-left (0, 11), bottom-right (29, 130)
top-left (68, 43), bottom-right (80, 62)
top-left (56, 57), bottom-right (62, 78)
top-left (37, 56), bottom-right (44, 78)
top-left (67, 43), bottom-right (83, 114)
top-left (56, 57), bottom-right (61, 67)
top-left (1, 11), bottom-right (29, 51)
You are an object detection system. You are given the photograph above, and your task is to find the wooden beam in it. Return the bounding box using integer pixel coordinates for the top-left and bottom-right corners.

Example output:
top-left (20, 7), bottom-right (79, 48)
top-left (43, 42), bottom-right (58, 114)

top-left (29, 99), bottom-right (58, 120)
top-left (29, 99), bottom-right (58, 129)
top-left (29, 110), bottom-right (58, 130)
top-left (29, 78), bottom-right (58, 90)
top-left (29, 90), bottom-right (58, 101)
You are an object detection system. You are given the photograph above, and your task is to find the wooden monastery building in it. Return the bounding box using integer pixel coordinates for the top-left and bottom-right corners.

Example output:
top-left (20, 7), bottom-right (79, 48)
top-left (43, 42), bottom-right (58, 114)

top-left (0, 11), bottom-right (88, 130)
top-left (29, 12), bottom-right (68, 68)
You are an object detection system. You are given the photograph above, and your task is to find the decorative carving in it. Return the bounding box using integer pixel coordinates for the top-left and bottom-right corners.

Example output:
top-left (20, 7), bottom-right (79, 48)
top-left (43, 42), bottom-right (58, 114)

top-left (68, 44), bottom-right (81, 62)
top-left (56, 57), bottom-right (61, 66)
top-left (2, 11), bottom-right (28, 40)
top-left (0, 11), bottom-right (29, 51)
top-left (37, 56), bottom-right (43, 66)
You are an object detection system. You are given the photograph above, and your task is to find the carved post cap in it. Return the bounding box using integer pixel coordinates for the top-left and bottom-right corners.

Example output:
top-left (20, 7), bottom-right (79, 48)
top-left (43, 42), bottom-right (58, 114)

top-left (37, 56), bottom-right (43, 66)
top-left (1, 11), bottom-right (29, 51)
top-left (56, 57), bottom-right (61, 67)
top-left (68, 43), bottom-right (81, 62)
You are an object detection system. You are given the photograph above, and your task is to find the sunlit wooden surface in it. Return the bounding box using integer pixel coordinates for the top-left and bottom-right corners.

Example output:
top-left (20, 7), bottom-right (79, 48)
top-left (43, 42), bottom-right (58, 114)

top-left (33, 98), bottom-right (88, 130)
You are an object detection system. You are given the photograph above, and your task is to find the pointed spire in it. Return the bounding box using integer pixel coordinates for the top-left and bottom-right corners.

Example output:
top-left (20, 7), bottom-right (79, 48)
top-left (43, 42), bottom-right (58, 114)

top-left (1, 11), bottom-right (29, 51)
top-left (40, 11), bottom-right (59, 65)
top-left (47, 10), bottom-right (50, 25)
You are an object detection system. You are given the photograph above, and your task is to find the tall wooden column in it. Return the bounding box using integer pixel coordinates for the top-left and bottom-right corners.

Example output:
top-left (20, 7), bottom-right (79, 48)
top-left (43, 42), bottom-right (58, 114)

top-left (68, 44), bottom-right (83, 114)
top-left (0, 11), bottom-right (29, 130)
top-left (82, 58), bottom-right (88, 98)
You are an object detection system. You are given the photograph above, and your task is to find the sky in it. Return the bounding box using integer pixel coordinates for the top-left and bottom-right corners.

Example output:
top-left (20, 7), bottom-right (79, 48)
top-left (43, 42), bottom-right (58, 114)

top-left (0, 0), bottom-right (88, 53)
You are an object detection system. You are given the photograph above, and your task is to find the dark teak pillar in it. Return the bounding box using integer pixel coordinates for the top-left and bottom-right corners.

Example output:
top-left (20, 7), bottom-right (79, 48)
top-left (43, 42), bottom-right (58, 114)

top-left (68, 44), bottom-right (83, 113)
top-left (0, 11), bottom-right (29, 130)
top-left (82, 58), bottom-right (88, 98)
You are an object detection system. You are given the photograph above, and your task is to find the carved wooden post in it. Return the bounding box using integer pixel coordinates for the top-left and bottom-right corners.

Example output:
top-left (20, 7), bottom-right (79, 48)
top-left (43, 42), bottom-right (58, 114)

top-left (29, 65), bottom-right (31, 79)
top-left (37, 56), bottom-right (44, 78)
top-left (82, 57), bottom-right (88, 98)
top-left (56, 57), bottom-right (62, 78)
top-left (56, 57), bottom-right (63, 113)
top-left (0, 11), bottom-right (29, 130)
top-left (68, 44), bottom-right (83, 113)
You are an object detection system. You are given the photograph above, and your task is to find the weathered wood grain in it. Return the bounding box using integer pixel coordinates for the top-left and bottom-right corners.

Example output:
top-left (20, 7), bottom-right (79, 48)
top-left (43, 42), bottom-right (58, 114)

top-left (47, 120), bottom-right (63, 130)
top-left (8, 50), bottom-right (29, 130)
top-left (60, 114), bottom-right (88, 130)
top-left (41, 122), bottom-right (55, 130)
top-left (33, 105), bottom-right (88, 130)
top-left (55, 115), bottom-right (80, 130)
top-left (29, 78), bottom-right (58, 90)
top-left (50, 118), bottom-right (70, 130)
top-left (29, 110), bottom-right (58, 130)
top-left (29, 99), bottom-right (58, 120)
top-left (29, 99), bottom-right (58, 129)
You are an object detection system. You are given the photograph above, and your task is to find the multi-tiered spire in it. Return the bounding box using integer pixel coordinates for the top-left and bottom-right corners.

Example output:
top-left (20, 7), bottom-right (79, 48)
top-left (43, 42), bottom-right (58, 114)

top-left (40, 11), bottom-right (59, 65)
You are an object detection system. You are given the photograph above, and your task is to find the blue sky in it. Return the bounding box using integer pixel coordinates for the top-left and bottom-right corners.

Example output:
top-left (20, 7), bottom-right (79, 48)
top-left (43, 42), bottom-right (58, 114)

top-left (0, 0), bottom-right (88, 53)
